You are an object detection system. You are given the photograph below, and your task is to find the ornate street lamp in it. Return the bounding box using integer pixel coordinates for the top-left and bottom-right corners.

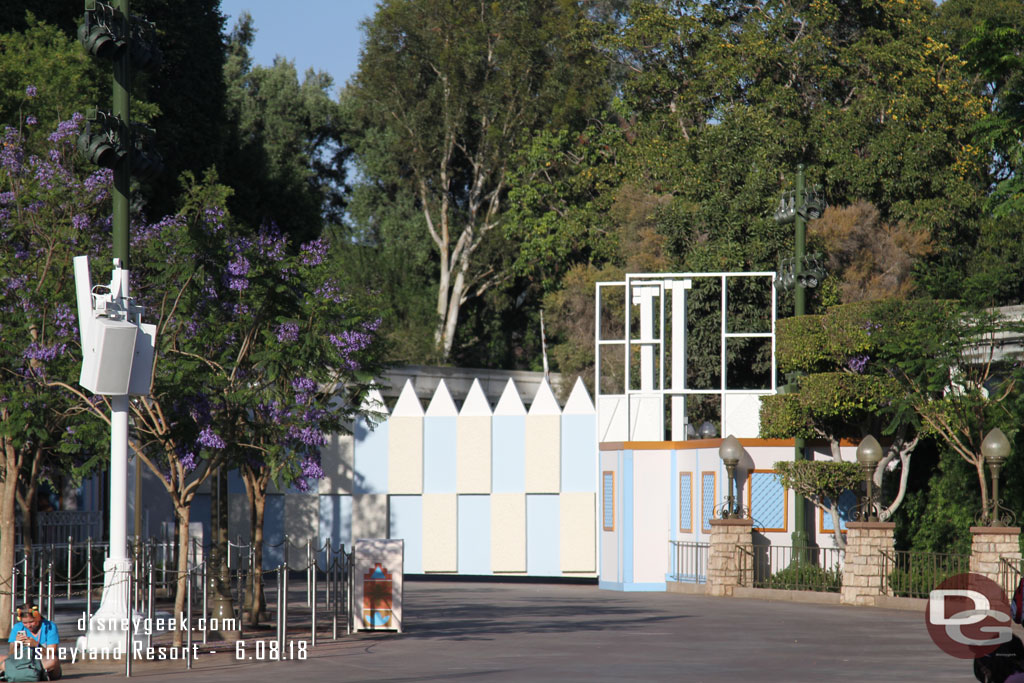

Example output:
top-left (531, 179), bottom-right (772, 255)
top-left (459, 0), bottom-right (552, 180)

top-left (982, 428), bottom-right (1012, 527)
top-left (698, 421), bottom-right (718, 439)
top-left (856, 435), bottom-right (883, 522)
top-left (719, 435), bottom-right (743, 519)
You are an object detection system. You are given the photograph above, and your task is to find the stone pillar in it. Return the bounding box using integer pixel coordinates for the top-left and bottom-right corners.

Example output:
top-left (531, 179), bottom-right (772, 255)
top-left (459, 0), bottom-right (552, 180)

top-left (707, 518), bottom-right (753, 597)
top-left (970, 526), bottom-right (1022, 594)
top-left (840, 521), bottom-right (894, 607)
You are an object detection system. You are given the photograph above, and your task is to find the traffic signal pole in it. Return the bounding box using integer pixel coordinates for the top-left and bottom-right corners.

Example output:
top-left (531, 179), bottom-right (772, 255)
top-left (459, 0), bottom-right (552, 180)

top-left (791, 165), bottom-right (809, 549)
top-left (77, 0), bottom-right (139, 657)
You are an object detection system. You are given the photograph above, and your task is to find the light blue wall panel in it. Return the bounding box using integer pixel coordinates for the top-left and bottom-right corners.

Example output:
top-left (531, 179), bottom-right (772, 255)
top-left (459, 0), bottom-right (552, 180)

top-left (561, 414), bottom-right (596, 492)
top-left (389, 495), bottom-right (423, 574)
top-left (354, 415), bottom-right (389, 494)
top-left (457, 495), bottom-right (491, 575)
top-left (227, 468), bottom-right (246, 494)
top-left (263, 494), bottom-right (285, 568)
top-left (318, 494), bottom-right (352, 552)
top-left (749, 471), bottom-right (785, 531)
top-left (526, 494), bottom-right (560, 576)
top-left (423, 416), bottom-right (457, 493)
top-left (492, 416), bottom-right (526, 492)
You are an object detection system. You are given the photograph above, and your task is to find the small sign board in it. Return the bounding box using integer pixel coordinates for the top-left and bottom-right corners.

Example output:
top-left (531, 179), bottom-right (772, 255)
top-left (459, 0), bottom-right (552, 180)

top-left (353, 538), bottom-right (403, 633)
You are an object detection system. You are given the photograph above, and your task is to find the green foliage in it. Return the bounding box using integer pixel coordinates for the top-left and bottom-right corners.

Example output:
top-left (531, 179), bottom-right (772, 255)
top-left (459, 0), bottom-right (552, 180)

top-left (0, 16), bottom-right (103, 136)
top-left (764, 561), bottom-right (842, 593)
top-left (345, 0), bottom-right (609, 361)
top-left (223, 13), bottom-right (344, 244)
top-left (774, 460), bottom-right (863, 506)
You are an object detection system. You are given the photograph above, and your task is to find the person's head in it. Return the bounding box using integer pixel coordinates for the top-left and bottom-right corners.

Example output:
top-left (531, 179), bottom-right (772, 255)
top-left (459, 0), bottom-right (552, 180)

top-left (16, 604), bottom-right (41, 631)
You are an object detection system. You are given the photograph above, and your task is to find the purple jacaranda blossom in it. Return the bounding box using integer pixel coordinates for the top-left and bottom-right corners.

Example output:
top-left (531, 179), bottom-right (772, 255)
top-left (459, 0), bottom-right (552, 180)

top-left (84, 168), bottom-right (112, 192)
top-left (257, 400), bottom-right (289, 425)
top-left (47, 113), bottom-right (82, 144)
top-left (23, 342), bottom-right (65, 362)
top-left (300, 454), bottom-right (324, 479)
top-left (25, 85), bottom-right (37, 98)
top-left (257, 224), bottom-right (287, 261)
top-left (847, 355), bottom-right (869, 374)
top-left (179, 450), bottom-right (198, 472)
top-left (227, 255), bottom-right (250, 277)
top-left (300, 238), bottom-right (328, 266)
top-left (292, 377), bottom-right (316, 393)
top-left (276, 321), bottom-right (299, 343)
top-left (233, 303), bottom-right (250, 317)
top-left (226, 276), bottom-right (248, 291)
top-left (0, 192), bottom-right (13, 204)
top-left (197, 426), bottom-right (226, 450)
top-left (287, 425), bottom-right (326, 447)
top-left (2, 127), bottom-right (24, 173)
top-left (314, 280), bottom-right (338, 303)
top-left (25, 116), bottom-right (36, 126)
top-left (72, 214), bottom-right (89, 231)
top-left (53, 304), bottom-right (76, 337)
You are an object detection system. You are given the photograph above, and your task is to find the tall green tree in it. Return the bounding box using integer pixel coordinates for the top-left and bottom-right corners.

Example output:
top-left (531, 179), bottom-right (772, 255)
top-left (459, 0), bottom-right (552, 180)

top-left (345, 0), bottom-right (609, 361)
top-left (223, 13), bottom-right (347, 245)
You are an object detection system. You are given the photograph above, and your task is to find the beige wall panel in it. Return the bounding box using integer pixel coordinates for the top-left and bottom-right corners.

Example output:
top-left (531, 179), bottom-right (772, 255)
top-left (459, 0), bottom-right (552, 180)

top-left (560, 492), bottom-right (596, 573)
top-left (283, 494), bottom-right (320, 565)
top-left (456, 416), bottom-right (492, 493)
top-left (422, 494), bottom-right (458, 572)
top-left (352, 494), bottom-right (389, 540)
top-left (318, 432), bottom-right (354, 495)
top-left (525, 415), bottom-right (560, 493)
top-left (490, 493), bottom-right (526, 573)
top-left (388, 416), bottom-right (423, 494)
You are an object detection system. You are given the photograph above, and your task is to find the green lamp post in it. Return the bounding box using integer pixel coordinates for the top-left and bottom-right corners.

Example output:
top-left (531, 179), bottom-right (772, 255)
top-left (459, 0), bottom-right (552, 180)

top-left (856, 435), bottom-right (883, 522)
top-left (719, 435), bottom-right (743, 519)
top-left (982, 428), bottom-right (1011, 527)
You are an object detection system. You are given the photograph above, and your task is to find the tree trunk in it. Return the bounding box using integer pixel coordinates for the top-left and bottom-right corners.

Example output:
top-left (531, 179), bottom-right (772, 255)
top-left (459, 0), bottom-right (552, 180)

top-left (0, 436), bottom-right (18, 639)
top-left (241, 467), bottom-right (267, 625)
top-left (249, 488), bottom-right (267, 626)
top-left (172, 504), bottom-right (190, 648)
top-left (828, 500), bottom-right (847, 551)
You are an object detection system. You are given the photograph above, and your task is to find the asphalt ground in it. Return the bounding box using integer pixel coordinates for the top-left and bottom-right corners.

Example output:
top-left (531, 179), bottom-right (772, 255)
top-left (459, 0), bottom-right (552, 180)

top-left (55, 581), bottom-right (971, 682)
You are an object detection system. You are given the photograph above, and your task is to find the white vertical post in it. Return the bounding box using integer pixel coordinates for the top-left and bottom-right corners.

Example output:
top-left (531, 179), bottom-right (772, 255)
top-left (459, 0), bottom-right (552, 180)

top-left (670, 279), bottom-right (692, 440)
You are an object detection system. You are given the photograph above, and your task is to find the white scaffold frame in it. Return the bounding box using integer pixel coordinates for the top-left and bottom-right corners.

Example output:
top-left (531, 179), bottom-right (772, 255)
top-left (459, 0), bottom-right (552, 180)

top-left (595, 272), bottom-right (778, 441)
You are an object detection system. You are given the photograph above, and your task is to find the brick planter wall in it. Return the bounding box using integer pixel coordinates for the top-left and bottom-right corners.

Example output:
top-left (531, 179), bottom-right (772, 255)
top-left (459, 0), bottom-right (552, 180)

top-left (970, 526), bottom-right (1021, 594)
top-left (840, 521), bottom-right (894, 607)
top-left (707, 518), bottom-right (753, 597)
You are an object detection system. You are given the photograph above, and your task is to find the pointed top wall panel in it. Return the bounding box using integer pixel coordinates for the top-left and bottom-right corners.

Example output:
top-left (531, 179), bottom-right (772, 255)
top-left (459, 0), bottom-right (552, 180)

top-left (392, 379), bottom-right (424, 417)
top-left (494, 378), bottom-right (526, 416)
top-left (360, 386), bottom-right (389, 416)
top-left (457, 381), bottom-right (491, 493)
top-left (563, 377), bottom-right (596, 415)
top-left (460, 379), bottom-right (492, 417)
top-left (425, 379), bottom-right (458, 417)
top-left (389, 379), bottom-right (424, 494)
top-left (528, 379), bottom-right (561, 415)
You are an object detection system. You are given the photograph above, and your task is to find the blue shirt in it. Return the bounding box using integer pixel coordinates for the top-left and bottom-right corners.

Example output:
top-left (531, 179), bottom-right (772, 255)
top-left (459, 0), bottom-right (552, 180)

top-left (8, 620), bottom-right (59, 646)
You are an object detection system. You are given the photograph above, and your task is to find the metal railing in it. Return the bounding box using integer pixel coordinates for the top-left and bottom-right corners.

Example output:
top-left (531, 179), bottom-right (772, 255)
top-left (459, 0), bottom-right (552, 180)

top-left (999, 557), bottom-right (1023, 597)
top-left (668, 541), bottom-right (708, 583)
top-left (738, 545), bottom-right (844, 592)
top-left (880, 549), bottom-right (970, 598)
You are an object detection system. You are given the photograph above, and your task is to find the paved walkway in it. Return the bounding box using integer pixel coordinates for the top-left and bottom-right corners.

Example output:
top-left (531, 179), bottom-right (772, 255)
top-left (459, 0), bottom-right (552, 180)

top-left (59, 581), bottom-right (968, 682)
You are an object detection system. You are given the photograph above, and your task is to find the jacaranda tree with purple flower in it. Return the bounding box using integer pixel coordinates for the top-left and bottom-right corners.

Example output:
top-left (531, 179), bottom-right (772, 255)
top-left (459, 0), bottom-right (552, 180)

top-left (124, 173), bottom-right (386, 627)
top-left (0, 97), bottom-right (114, 635)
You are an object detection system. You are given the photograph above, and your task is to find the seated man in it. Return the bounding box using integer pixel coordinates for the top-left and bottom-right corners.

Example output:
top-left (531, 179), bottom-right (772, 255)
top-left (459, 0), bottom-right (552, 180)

top-left (1, 604), bottom-right (61, 680)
